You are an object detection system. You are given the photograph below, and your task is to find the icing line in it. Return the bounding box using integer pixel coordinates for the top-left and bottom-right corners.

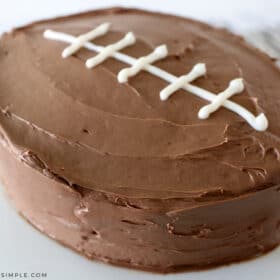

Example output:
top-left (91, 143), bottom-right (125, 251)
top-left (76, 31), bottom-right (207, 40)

top-left (118, 45), bottom-right (168, 83)
top-left (62, 22), bottom-right (111, 58)
top-left (160, 63), bottom-right (206, 101)
top-left (85, 32), bottom-right (136, 68)
top-left (198, 78), bottom-right (244, 119)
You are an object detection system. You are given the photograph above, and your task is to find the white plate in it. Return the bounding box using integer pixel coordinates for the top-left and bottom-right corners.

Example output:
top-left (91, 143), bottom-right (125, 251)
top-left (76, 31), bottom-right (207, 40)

top-left (1, 186), bottom-right (280, 280)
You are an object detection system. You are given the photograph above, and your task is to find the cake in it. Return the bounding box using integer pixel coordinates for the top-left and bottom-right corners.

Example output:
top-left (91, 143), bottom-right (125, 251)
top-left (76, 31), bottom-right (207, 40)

top-left (1, 7), bottom-right (280, 273)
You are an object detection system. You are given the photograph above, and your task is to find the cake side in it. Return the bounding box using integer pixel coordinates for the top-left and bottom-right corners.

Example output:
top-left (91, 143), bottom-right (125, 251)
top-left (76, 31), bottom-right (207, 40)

top-left (1, 144), bottom-right (280, 272)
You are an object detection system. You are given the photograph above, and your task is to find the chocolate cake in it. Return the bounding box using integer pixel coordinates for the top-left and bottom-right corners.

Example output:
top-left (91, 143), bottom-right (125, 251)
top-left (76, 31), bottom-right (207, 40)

top-left (1, 7), bottom-right (280, 273)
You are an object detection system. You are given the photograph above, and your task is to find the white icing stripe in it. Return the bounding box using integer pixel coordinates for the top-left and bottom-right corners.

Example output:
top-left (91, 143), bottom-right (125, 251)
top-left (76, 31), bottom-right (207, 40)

top-left (118, 45), bottom-right (168, 83)
top-left (62, 23), bottom-right (110, 58)
top-left (85, 32), bottom-right (136, 68)
top-left (160, 63), bottom-right (206, 101)
top-left (198, 78), bottom-right (244, 119)
top-left (43, 29), bottom-right (269, 131)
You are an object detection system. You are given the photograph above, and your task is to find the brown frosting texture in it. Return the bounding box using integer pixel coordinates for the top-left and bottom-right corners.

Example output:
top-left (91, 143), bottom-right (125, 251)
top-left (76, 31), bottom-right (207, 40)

top-left (1, 7), bottom-right (280, 200)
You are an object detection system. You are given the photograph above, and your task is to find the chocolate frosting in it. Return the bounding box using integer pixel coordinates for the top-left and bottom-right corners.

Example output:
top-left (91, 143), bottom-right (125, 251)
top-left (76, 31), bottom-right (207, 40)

top-left (1, 8), bottom-right (280, 199)
top-left (1, 7), bottom-right (280, 272)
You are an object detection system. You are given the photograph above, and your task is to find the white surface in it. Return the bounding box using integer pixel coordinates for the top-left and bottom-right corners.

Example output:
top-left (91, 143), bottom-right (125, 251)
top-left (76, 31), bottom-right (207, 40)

top-left (1, 0), bottom-right (280, 34)
top-left (1, 1), bottom-right (280, 279)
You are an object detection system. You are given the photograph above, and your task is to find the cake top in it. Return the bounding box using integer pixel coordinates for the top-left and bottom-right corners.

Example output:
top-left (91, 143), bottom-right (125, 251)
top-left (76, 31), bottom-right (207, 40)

top-left (1, 7), bottom-right (280, 199)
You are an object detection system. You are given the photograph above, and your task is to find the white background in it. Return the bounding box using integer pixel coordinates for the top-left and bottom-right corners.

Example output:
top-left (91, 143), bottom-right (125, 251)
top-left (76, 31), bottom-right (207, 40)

top-left (1, 0), bottom-right (280, 34)
top-left (1, 1), bottom-right (280, 280)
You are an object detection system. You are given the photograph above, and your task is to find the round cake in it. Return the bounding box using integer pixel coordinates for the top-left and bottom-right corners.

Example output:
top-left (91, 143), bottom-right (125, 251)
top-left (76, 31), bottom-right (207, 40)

top-left (1, 7), bottom-right (280, 273)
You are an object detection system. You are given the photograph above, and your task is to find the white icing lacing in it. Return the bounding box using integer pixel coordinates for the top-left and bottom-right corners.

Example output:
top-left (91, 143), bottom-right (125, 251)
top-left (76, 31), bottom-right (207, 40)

top-left (43, 25), bottom-right (269, 131)
top-left (160, 63), bottom-right (206, 101)
top-left (118, 45), bottom-right (168, 83)
top-left (86, 32), bottom-right (136, 68)
top-left (61, 23), bottom-right (111, 58)
top-left (198, 78), bottom-right (244, 119)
